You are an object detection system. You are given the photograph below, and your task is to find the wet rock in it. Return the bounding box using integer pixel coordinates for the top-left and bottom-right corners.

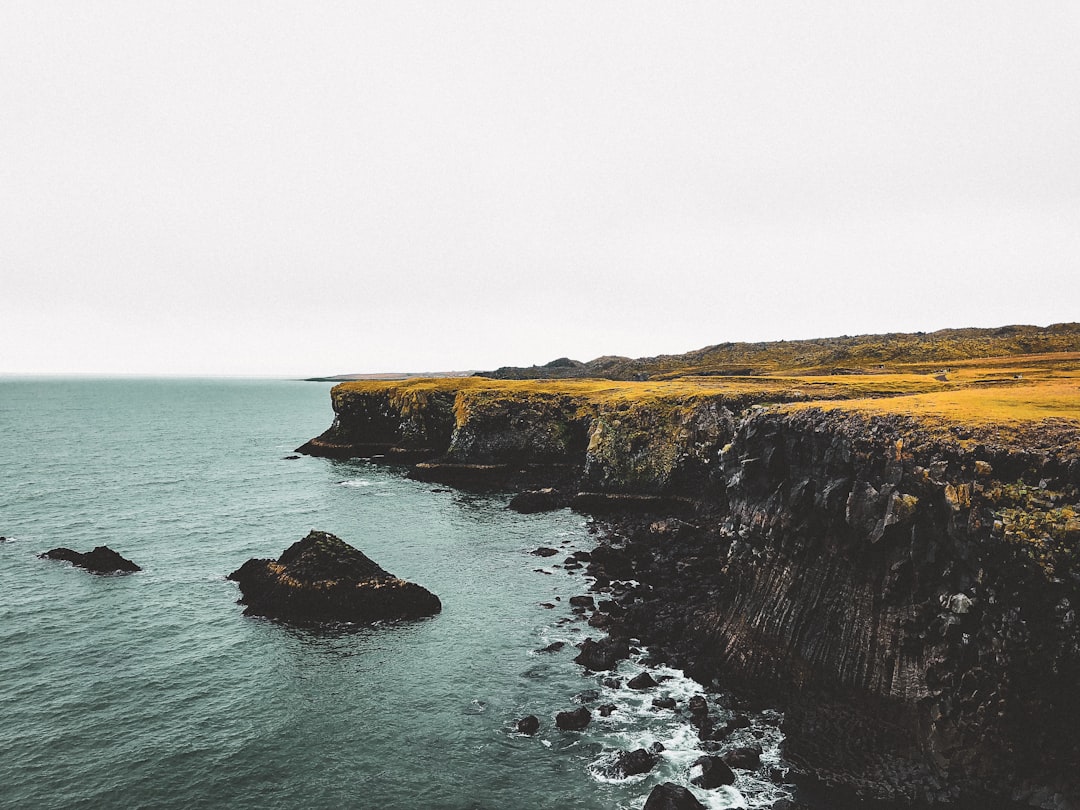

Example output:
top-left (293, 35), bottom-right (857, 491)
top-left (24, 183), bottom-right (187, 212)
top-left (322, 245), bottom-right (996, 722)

top-left (688, 695), bottom-right (709, 717)
top-left (536, 641), bottom-right (565, 653)
top-left (573, 636), bottom-right (630, 671)
top-left (555, 706), bottom-right (591, 731)
top-left (530, 546), bottom-right (559, 557)
top-left (227, 530), bottom-right (440, 624)
top-left (606, 747), bottom-right (660, 778)
top-left (283, 454), bottom-right (301, 460)
top-left (602, 677), bottom-right (623, 689)
top-left (569, 595), bottom-right (595, 609)
top-left (598, 703), bottom-right (617, 717)
top-left (40, 546), bottom-right (140, 574)
top-left (722, 745), bottom-right (762, 770)
top-left (652, 697), bottom-right (677, 710)
top-left (643, 782), bottom-right (707, 810)
top-left (690, 755), bottom-right (736, 789)
top-left (573, 689), bottom-right (601, 704)
top-left (628, 672), bottom-right (659, 690)
top-left (509, 488), bottom-right (563, 513)
top-left (516, 715), bottom-right (539, 735)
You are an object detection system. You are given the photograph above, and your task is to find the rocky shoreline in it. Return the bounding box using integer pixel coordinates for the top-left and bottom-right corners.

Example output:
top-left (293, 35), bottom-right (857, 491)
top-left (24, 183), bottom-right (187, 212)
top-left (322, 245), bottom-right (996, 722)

top-left (299, 379), bottom-right (1080, 808)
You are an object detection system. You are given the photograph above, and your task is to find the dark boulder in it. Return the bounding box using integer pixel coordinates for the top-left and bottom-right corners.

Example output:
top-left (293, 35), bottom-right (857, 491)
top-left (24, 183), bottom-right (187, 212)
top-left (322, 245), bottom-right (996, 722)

top-left (573, 689), bottom-right (601, 704)
top-left (536, 641), bottom-right (565, 653)
top-left (40, 546), bottom-right (140, 574)
top-left (643, 782), bottom-right (707, 810)
top-left (688, 695), bottom-right (709, 717)
top-left (227, 530), bottom-right (441, 624)
top-left (628, 672), bottom-right (659, 690)
top-left (598, 703), bottom-right (617, 717)
top-left (555, 706), bottom-right (591, 731)
top-left (604, 747), bottom-right (660, 778)
top-left (530, 546), bottom-right (559, 557)
top-left (573, 636), bottom-right (630, 671)
top-left (652, 696), bottom-right (677, 710)
top-left (509, 488), bottom-right (563, 513)
top-left (569, 595), bottom-right (595, 609)
top-left (516, 715), bottom-right (540, 735)
top-left (722, 745), bottom-right (762, 770)
top-left (690, 756), bottom-right (736, 789)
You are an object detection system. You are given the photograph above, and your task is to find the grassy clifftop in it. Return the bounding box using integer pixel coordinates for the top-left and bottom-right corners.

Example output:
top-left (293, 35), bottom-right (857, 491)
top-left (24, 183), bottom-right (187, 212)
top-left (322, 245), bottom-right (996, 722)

top-left (337, 348), bottom-right (1080, 436)
top-left (481, 322), bottom-right (1080, 380)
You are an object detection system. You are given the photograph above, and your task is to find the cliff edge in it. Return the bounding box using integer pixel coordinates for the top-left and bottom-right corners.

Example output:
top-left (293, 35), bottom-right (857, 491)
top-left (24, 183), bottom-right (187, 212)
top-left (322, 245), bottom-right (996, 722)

top-left (298, 347), bottom-right (1080, 806)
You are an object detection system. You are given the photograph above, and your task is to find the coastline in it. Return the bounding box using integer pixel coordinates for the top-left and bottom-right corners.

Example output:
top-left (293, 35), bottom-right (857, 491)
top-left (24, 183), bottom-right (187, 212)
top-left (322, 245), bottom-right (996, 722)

top-left (298, 372), bottom-right (1080, 808)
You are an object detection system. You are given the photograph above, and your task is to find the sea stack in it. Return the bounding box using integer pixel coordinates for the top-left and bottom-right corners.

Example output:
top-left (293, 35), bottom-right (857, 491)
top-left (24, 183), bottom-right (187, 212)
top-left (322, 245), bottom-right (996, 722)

top-left (228, 530), bottom-right (441, 624)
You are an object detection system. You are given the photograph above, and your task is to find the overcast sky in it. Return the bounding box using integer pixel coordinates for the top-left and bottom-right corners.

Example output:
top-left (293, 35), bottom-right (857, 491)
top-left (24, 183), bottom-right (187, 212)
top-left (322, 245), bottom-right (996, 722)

top-left (2, 2), bottom-right (1077, 376)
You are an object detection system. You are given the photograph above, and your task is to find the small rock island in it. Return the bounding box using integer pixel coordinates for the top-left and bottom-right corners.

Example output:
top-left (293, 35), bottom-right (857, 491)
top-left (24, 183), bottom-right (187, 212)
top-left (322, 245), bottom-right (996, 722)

top-left (40, 546), bottom-right (141, 574)
top-left (228, 530), bottom-right (441, 624)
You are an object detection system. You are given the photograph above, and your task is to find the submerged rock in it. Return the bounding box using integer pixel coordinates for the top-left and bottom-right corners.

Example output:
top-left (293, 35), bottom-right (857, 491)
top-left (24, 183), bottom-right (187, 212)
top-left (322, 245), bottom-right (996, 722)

top-left (227, 530), bottom-right (441, 624)
top-left (516, 715), bottom-right (540, 735)
top-left (40, 546), bottom-right (140, 574)
top-left (643, 782), bottom-right (707, 810)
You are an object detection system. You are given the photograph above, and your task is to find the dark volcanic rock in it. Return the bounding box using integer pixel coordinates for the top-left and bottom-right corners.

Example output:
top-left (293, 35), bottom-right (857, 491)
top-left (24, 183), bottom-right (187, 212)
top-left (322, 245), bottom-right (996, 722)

top-left (605, 747), bottom-right (660, 778)
top-left (536, 641), bottom-right (565, 653)
top-left (227, 530), bottom-right (441, 624)
top-left (530, 546), bottom-right (559, 557)
top-left (555, 706), bottom-right (591, 731)
top-left (598, 703), bottom-right (617, 717)
top-left (569, 595), bottom-right (595, 609)
top-left (573, 636), bottom-right (630, 671)
top-left (643, 782), bottom-right (707, 810)
top-left (516, 715), bottom-right (540, 735)
top-left (690, 756), bottom-right (736, 789)
top-left (40, 546), bottom-right (140, 574)
top-left (509, 488), bottom-right (563, 513)
top-left (652, 696), bottom-right (677, 710)
top-left (722, 745), bottom-right (762, 770)
top-left (627, 672), bottom-right (659, 690)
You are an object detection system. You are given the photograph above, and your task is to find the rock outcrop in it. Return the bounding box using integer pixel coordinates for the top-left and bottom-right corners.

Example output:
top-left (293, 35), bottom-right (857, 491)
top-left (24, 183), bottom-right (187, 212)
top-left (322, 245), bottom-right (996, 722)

top-left (40, 546), bottom-right (140, 573)
top-left (228, 530), bottom-right (441, 624)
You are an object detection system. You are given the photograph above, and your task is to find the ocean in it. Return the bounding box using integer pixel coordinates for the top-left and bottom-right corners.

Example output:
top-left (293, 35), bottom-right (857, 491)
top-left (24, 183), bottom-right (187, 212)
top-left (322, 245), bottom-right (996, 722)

top-left (0, 379), bottom-right (787, 809)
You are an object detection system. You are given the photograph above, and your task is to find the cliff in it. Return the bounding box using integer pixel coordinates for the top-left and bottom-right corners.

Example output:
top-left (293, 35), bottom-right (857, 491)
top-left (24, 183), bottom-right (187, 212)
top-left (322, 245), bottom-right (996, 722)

top-left (298, 364), bottom-right (1080, 806)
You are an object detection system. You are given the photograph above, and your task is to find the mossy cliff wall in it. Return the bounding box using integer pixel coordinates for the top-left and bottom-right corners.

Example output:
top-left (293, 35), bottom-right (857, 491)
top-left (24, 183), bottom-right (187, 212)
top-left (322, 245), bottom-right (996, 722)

top-left (299, 380), bottom-right (1080, 805)
top-left (298, 381), bottom-right (762, 493)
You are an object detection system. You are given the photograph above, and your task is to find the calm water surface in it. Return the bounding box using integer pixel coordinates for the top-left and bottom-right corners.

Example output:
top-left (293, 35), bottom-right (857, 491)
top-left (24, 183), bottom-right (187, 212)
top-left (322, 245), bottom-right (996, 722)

top-left (0, 379), bottom-right (785, 809)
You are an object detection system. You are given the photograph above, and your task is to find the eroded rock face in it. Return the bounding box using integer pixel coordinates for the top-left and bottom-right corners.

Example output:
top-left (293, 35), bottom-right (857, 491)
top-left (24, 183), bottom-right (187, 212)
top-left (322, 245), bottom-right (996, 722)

top-left (227, 531), bottom-right (441, 625)
top-left (40, 546), bottom-right (140, 574)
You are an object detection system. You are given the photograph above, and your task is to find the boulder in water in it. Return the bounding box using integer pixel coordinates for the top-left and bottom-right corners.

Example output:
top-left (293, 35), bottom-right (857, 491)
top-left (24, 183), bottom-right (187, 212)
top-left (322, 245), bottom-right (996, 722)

top-left (573, 636), bottom-right (630, 671)
top-left (40, 546), bottom-right (140, 574)
top-left (516, 715), bottom-right (540, 735)
top-left (555, 706), bottom-right (591, 731)
top-left (227, 530), bottom-right (441, 624)
top-left (643, 782), bottom-right (707, 810)
top-left (690, 755), bottom-right (736, 788)
top-left (607, 747), bottom-right (660, 778)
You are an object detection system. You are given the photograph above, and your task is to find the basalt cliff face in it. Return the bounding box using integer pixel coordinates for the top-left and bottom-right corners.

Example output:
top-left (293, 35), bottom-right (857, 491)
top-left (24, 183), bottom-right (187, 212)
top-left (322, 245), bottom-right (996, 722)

top-left (299, 378), bottom-right (1080, 807)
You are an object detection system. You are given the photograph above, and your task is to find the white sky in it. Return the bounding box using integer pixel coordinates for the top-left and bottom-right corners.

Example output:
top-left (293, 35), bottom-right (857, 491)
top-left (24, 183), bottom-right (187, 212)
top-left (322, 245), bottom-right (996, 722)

top-left (2, 2), bottom-right (1078, 377)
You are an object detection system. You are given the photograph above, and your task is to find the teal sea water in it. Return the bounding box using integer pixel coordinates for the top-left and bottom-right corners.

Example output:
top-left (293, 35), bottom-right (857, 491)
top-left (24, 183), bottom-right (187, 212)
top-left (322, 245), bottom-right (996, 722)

top-left (0, 379), bottom-right (786, 809)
